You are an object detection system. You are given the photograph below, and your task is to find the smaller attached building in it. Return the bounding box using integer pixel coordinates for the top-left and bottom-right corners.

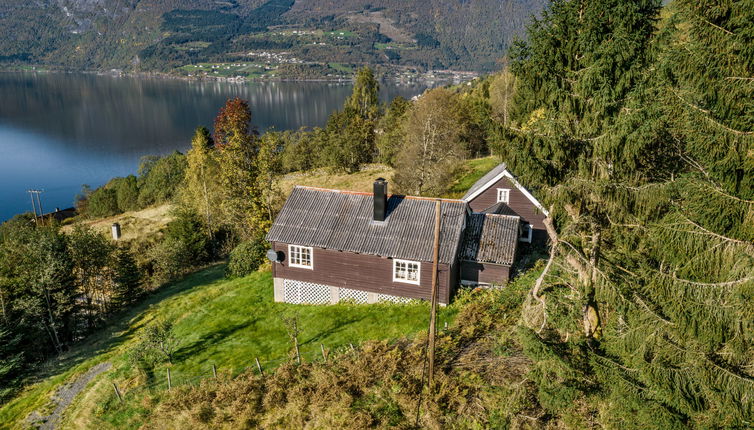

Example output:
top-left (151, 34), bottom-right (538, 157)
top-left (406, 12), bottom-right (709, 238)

top-left (460, 213), bottom-right (520, 286)
top-left (463, 163), bottom-right (550, 244)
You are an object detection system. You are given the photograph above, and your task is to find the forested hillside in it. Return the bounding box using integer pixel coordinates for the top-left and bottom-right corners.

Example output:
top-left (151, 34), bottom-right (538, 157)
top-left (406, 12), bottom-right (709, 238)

top-left (0, 0), bottom-right (545, 75)
top-left (0, 0), bottom-right (751, 428)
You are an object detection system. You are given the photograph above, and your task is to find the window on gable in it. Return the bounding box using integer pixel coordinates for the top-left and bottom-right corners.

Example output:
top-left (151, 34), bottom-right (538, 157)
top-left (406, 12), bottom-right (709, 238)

top-left (496, 188), bottom-right (510, 204)
top-left (288, 245), bottom-right (313, 269)
top-left (519, 224), bottom-right (533, 243)
top-left (393, 259), bottom-right (420, 284)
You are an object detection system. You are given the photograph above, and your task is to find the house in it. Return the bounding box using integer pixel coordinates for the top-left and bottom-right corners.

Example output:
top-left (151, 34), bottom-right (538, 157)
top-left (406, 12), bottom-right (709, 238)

top-left (462, 163), bottom-right (550, 243)
top-left (266, 163), bottom-right (547, 305)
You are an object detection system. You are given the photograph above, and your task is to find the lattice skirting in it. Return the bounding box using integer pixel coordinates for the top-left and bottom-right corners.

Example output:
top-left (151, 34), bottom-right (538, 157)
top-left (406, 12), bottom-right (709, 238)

top-left (278, 279), bottom-right (417, 305)
top-left (283, 280), bottom-right (332, 305)
top-left (338, 287), bottom-right (370, 304)
top-left (377, 293), bottom-right (413, 304)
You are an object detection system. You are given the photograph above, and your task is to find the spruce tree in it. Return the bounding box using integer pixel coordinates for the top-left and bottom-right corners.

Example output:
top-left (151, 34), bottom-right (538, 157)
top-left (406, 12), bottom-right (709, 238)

top-left (506, 0), bottom-right (753, 426)
top-left (112, 246), bottom-right (143, 309)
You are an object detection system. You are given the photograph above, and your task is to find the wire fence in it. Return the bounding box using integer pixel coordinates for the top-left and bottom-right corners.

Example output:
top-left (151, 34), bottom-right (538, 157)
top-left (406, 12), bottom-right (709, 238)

top-left (111, 341), bottom-right (363, 402)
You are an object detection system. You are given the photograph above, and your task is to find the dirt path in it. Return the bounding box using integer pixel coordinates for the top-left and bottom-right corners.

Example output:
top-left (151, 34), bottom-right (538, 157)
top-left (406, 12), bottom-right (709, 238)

top-left (28, 362), bottom-right (112, 430)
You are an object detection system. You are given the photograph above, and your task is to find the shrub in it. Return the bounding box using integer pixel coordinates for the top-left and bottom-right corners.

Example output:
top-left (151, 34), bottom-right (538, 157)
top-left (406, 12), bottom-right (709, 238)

top-left (86, 187), bottom-right (120, 218)
top-left (164, 209), bottom-right (210, 266)
top-left (114, 175), bottom-right (140, 212)
top-left (226, 238), bottom-right (268, 278)
top-left (138, 152), bottom-right (187, 207)
top-left (148, 237), bottom-right (192, 286)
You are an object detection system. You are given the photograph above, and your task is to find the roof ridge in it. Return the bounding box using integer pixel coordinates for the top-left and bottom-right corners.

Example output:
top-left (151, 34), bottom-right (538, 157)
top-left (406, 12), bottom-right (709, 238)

top-left (295, 185), bottom-right (467, 203)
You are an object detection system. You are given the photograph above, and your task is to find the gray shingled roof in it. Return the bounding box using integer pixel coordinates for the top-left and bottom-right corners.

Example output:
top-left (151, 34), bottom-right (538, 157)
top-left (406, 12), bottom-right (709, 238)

top-left (266, 187), bottom-right (468, 264)
top-left (461, 213), bottom-right (520, 265)
top-left (462, 162), bottom-right (507, 200)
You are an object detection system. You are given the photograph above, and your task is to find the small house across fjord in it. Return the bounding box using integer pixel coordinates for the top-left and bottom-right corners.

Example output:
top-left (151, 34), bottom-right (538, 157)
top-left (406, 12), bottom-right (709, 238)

top-left (266, 163), bottom-right (549, 305)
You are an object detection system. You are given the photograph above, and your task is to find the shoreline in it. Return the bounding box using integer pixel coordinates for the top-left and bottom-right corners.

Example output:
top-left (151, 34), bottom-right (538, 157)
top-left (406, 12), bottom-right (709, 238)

top-left (0, 66), bottom-right (474, 85)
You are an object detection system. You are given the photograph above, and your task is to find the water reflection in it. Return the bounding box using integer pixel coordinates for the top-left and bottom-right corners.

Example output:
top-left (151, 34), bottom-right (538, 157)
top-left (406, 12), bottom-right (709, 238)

top-left (0, 72), bottom-right (428, 220)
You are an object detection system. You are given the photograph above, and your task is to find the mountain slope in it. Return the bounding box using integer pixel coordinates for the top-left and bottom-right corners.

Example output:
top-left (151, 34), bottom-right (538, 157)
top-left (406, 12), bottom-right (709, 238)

top-left (0, 0), bottom-right (546, 73)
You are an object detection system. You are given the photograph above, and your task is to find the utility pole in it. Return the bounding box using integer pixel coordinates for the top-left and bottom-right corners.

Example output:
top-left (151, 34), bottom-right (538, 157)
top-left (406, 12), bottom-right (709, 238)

top-left (27, 189), bottom-right (44, 225)
top-left (427, 199), bottom-right (442, 390)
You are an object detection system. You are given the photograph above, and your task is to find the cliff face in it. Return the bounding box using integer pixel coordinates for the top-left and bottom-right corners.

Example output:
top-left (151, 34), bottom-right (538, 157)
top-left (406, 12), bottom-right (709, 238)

top-left (0, 0), bottom-right (546, 72)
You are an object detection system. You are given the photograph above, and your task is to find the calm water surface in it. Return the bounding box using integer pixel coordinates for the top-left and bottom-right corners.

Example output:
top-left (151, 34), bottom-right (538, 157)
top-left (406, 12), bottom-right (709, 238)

top-left (0, 72), bottom-right (428, 221)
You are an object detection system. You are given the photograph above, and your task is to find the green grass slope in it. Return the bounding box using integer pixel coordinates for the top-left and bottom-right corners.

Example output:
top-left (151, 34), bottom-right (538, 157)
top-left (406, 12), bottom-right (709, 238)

top-left (0, 265), bottom-right (457, 429)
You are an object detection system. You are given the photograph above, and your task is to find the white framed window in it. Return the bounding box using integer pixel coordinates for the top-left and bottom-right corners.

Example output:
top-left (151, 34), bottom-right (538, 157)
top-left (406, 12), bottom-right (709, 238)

top-left (393, 259), bottom-right (420, 285)
top-left (496, 188), bottom-right (510, 203)
top-left (288, 245), bottom-right (314, 269)
top-left (519, 224), bottom-right (533, 243)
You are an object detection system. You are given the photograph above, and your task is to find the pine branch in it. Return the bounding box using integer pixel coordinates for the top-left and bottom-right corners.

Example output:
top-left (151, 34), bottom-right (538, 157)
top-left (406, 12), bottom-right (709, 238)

top-left (678, 214), bottom-right (754, 250)
top-left (673, 89), bottom-right (754, 136)
top-left (696, 16), bottom-right (735, 36)
top-left (633, 293), bottom-right (675, 326)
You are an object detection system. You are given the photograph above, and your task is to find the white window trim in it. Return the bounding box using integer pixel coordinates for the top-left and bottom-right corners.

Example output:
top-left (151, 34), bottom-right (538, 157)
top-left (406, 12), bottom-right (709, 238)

top-left (392, 259), bottom-right (421, 285)
top-left (519, 224), bottom-right (533, 243)
top-left (288, 244), bottom-right (314, 269)
top-left (496, 188), bottom-right (510, 204)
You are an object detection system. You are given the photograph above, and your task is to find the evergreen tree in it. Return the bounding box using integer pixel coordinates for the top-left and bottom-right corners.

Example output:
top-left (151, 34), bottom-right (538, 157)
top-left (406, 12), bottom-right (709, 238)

top-left (0, 326), bottom-right (23, 399)
top-left (111, 246), bottom-right (143, 309)
top-left (506, 0), bottom-right (753, 426)
top-left (68, 227), bottom-right (115, 329)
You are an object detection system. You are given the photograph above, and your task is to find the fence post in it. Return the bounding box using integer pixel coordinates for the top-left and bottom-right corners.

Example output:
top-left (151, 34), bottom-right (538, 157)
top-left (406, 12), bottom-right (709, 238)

top-left (444, 321), bottom-right (448, 330)
top-left (167, 368), bottom-right (172, 391)
top-left (320, 344), bottom-right (327, 362)
top-left (112, 382), bottom-right (123, 402)
top-left (212, 364), bottom-right (217, 378)
top-left (255, 357), bottom-right (263, 375)
top-left (295, 337), bottom-right (301, 364)
top-left (350, 343), bottom-right (355, 352)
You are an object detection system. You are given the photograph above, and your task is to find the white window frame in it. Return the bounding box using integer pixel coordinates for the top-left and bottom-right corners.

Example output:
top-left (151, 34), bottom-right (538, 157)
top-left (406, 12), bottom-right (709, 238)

top-left (392, 259), bottom-right (420, 285)
top-left (519, 224), bottom-right (533, 243)
top-left (496, 188), bottom-right (511, 204)
top-left (288, 245), bottom-right (314, 269)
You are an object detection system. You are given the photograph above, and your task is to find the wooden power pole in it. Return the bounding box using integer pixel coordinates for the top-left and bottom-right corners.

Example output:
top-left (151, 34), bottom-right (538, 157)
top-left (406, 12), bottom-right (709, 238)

top-left (427, 199), bottom-right (442, 390)
top-left (27, 189), bottom-right (45, 225)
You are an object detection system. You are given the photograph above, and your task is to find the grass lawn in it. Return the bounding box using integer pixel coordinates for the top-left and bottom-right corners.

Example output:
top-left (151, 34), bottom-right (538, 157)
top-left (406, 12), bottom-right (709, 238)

top-left (1, 265), bottom-right (457, 429)
top-left (445, 156), bottom-right (502, 199)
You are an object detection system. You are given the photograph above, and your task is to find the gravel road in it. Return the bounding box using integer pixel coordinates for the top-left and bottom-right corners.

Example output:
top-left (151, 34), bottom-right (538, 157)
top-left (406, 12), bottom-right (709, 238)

top-left (27, 362), bottom-right (112, 430)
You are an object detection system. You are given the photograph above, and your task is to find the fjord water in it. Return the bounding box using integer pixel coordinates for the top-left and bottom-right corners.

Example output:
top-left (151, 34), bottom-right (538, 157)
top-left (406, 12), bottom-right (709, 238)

top-left (0, 72), bottom-right (427, 221)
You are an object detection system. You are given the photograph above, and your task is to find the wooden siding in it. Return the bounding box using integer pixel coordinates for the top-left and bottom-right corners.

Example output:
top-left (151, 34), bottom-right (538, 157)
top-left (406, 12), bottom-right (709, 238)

top-left (460, 261), bottom-right (510, 285)
top-left (271, 242), bottom-right (453, 304)
top-left (467, 176), bottom-right (548, 241)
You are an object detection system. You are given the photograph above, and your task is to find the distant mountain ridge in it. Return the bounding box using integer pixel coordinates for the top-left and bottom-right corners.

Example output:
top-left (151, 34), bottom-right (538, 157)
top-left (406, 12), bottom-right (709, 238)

top-left (0, 0), bottom-right (546, 74)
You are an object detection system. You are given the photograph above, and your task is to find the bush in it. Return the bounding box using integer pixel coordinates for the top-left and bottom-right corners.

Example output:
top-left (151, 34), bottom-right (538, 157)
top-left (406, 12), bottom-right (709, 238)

top-left (164, 209), bottom-right (210, 266)
top-left (138, 152), bottom-right (187, 207)
top-left (148, 238), bottom-right (192, 286)
top-left (226, 238), bottom-right (268, 278)
top-left (86, 187), bottom-right (120, 218)
top-left (114, 175), bottom-right (139, 212)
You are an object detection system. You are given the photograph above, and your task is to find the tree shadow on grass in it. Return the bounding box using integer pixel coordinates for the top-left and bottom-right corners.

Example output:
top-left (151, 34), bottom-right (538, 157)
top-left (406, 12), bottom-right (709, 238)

top-left (171, 320), bottom-right (258, 363)
top-left (31, 264), bottom-right (230, 382)
top-left (299, 315), bottom-right (365, 346)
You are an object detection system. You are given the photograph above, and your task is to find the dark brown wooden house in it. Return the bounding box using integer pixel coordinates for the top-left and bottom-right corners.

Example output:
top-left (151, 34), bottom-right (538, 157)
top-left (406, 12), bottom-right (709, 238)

top-left (266, 164), bottom-right (545, 305)
top-left (462, 163), bottom-right (550, 243)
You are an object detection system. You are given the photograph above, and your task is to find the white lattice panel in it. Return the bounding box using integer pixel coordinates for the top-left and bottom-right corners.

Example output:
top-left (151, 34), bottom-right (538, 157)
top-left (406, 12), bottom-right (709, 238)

top-left (377, 293), bottom-right (413, 304)
top-left (284, 280), bottom-right (300, 304)
top-left (283, 280), bottom-right (332, 305)
top-left (338, 287), bottom-right (369, 304)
